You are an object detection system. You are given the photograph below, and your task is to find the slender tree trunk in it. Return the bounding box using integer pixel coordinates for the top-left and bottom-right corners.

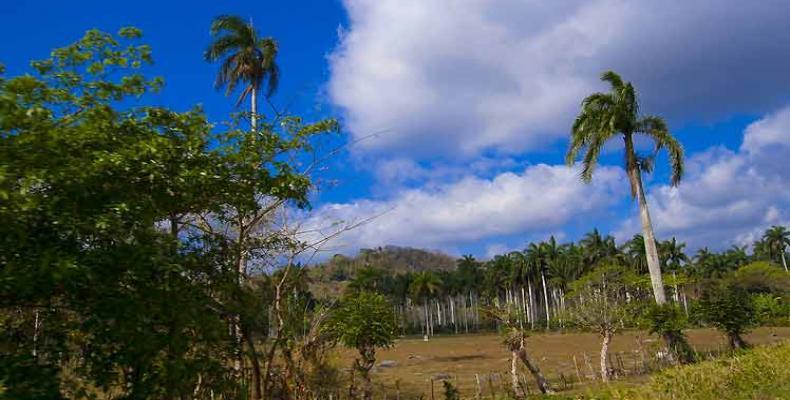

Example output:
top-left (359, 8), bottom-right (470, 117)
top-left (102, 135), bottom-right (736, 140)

top-left (250, 87), bottom-right (258, 131)
top-left (449, 295), bottom-right (457, 334)
top-left (600, 331), bottom-right (612, 382)
top-left (242, 327), bottom-right (263, 400)
top-left (625, 134), bottom-right (667, 305)
top-left (541, 271), bottom-right (550, 330)
top-left (424, 301), bottom-right (430, 338)
top-left (527, 280), bottom-right (535, 330)
top-left (32, 310), bottom-right (40, 357)
top-left (781, 250), bottom-right (788, 273)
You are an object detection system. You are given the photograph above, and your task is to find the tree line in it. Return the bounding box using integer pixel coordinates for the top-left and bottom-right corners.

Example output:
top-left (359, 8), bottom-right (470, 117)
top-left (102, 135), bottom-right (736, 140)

top-left (333, 226), bottom-right (789, 337)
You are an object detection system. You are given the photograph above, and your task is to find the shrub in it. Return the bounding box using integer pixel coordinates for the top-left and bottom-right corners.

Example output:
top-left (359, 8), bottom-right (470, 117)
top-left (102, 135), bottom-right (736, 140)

top-left (731, 261), bottom-right (789, 294)
top-left (752, 293), bottom-right (790, 326)
top-left (644, 304), bottom-right (695, 364)
top-left (695, 280), bottom-right (755, 349)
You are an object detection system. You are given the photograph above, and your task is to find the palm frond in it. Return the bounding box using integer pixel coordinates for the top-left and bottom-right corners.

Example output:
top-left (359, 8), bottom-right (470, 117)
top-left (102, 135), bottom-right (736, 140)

top-left (600, 70), bottom-right (624, 90)
top-left (636, 116), bottom-right (684, 186)
top-left (209, 15), bottom-right (248, 36)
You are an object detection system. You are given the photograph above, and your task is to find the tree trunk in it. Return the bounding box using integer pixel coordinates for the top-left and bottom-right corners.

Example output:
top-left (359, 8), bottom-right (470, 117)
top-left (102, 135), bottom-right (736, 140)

top-left (511, 351), bottom-right (523, 399)
top-left (781, 250), bottom-right (788, 273)
top-left (625, 134), bottom-right (666, 305)
top-left (356, 347), bottom-right (376, 400)
top-left (242, 327), bottom-right (264, 400)
top-left (541, 271), bottom-right (550, 330)
top-left (600, 331), bottom-right (612, 382)
top-left (250, 87), bottom-right (258, 131)
top-left (728, 332), bottom-right (748, 350)
top-left (424, 301), bottom-right (430, 338)
top-left (515, 341), bottom-right (553, 394)
top-left (527, 280), bottom-right (535, 330)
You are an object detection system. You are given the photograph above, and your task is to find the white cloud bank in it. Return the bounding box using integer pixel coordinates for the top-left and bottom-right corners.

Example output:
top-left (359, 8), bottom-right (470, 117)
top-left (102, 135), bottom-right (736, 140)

top-left (616, 107), bottom-right (790, 249)
top-left (329, 0), bottom-right (790, 158)
top-left (307, 164), bottom-right (626, 253)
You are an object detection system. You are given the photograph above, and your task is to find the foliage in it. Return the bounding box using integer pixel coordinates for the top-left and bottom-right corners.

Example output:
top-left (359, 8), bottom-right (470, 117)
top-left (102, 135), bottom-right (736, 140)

top-left (731, 261), bottom-right (790, 294)
top-left (751, 294), bottom-right (790, 326)
top-left (694, 279), bottom-right (755, 348)
top-left (442, 380), bottom-right (460, 400)
top-left (205, 15), bottom-right (279, 102)
top-left (0, 27), bottom-right (337, 399)
top-left (644, 304), bottom-right (695, 364)
top-left (326, 292), bottom-right (397, 352)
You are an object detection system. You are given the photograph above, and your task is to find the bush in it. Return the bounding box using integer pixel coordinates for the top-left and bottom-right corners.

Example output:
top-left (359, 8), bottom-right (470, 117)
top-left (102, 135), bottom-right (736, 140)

top-left (732, 262), bottom-right (789, 294)
top-left (752, 293), bottom-right (790, 326)
top-left (695, 280), bottom-right (755, 349)
top-left (644, 304), bottom-right (695, 364)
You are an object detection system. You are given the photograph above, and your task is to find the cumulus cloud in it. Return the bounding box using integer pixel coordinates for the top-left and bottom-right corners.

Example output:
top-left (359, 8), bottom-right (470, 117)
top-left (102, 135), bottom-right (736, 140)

top-left (306, 164), bottom-right (626, 254)
top-left (329, 0), bottom-right (790, 158)
top-left (616, 106), bottom-right (790, 249)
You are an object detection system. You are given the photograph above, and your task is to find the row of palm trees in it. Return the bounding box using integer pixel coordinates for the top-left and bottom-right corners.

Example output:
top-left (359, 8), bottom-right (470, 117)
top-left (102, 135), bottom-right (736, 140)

top-left (347, 226), bottom-right (788, 336)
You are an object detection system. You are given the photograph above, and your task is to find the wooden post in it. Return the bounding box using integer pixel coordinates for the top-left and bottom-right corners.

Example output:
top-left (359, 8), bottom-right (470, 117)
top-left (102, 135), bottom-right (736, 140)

top-left (430, 378), bottom-right (435, 400)
top-left (573, 355), bottom-right (582, 383)
top-left (475, 374), bottom-right (482, 400)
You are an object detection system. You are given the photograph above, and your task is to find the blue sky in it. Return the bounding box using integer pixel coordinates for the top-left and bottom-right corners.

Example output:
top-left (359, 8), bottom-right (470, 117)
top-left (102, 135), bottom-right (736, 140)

top-left (3, 1), bottom-right (789, 259)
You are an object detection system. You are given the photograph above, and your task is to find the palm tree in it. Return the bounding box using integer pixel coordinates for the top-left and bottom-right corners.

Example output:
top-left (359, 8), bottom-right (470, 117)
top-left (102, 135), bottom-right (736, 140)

top-left (525, 242), bottom-right (552, 329)
top-left (660, 237), bottom-right (689, 272)
top-left (763, 225), bottom-right (790, 272)
top-left (409, 271), bottom-right (442, 338)
top-left (205, 15), bottom-right (279, 131)
top-left (567, 71), bottom-right (684, 305)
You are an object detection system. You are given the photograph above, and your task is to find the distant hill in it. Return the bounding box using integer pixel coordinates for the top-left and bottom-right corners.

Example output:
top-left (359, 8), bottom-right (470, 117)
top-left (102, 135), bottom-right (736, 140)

top-left (307, 246), bottom-right (457, 297)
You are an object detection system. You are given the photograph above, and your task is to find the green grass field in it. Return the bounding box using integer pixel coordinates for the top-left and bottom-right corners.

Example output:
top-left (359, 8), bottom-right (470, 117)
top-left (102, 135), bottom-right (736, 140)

top-left (335, 327), bottom-right (790, 398)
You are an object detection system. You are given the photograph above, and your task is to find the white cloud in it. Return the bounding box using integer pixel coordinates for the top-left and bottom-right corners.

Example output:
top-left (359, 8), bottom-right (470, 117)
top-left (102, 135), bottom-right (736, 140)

top-left (307, 163), bottom-right (626, 254)
top-left (616, 106), bottom-right (790, 249)
top-left (329, 0), bottom-right (790, 158)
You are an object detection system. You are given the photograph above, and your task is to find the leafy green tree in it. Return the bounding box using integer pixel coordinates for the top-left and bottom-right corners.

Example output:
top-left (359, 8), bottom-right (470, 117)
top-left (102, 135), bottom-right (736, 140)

top-left (205, 15), bottom-right (279, 130)
top-left (567, 71), bottom-right (684, 306)
top-left (567, 272), bottom-right (631, 382)
top-left (1, 27), bottom-right (337, 400)
top-left (696, 280), bottom-right (755, 349)
top-left (325, 292), bottom-right (397, 400)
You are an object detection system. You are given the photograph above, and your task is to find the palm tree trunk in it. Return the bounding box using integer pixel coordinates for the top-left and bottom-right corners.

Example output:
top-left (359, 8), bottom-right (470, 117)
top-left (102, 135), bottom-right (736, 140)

top-left (781, 250), bottom-right (788, 273)
top-left (625, 134), bottom-right (667, 305)
top-left (527, 280), bottom-right (535, 330)
top-left (541, 271), bottom-right (550, 330)
top-left (250, 87), bottom-right (258, 131)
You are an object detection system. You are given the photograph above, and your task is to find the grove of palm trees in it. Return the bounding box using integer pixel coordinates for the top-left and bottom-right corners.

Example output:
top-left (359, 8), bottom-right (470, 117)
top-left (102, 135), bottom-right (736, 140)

top-left (2, 7), bottom-right (789, 400)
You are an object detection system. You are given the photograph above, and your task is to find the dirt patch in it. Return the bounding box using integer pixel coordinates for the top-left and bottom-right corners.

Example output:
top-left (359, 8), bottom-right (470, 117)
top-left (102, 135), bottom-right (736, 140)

top-left (334, 327), bottom-right (790, 398)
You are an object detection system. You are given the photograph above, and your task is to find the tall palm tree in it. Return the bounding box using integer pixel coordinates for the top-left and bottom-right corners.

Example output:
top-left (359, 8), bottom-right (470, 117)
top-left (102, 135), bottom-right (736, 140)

top-left (525, 242), bottom-right (552, 329)
top-left (763, 225), bottom-right (790, 272)
top-left (409, 271), bottom-right (442, 338)
top-left (205, 15), bottom-right (279, 131)
top-left (567, 71), bottom-right (684, 305)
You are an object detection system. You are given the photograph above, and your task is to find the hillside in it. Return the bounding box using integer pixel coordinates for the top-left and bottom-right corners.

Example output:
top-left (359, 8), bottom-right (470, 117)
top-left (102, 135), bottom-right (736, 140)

top-left (307, 246), bottom-right (457, 298)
